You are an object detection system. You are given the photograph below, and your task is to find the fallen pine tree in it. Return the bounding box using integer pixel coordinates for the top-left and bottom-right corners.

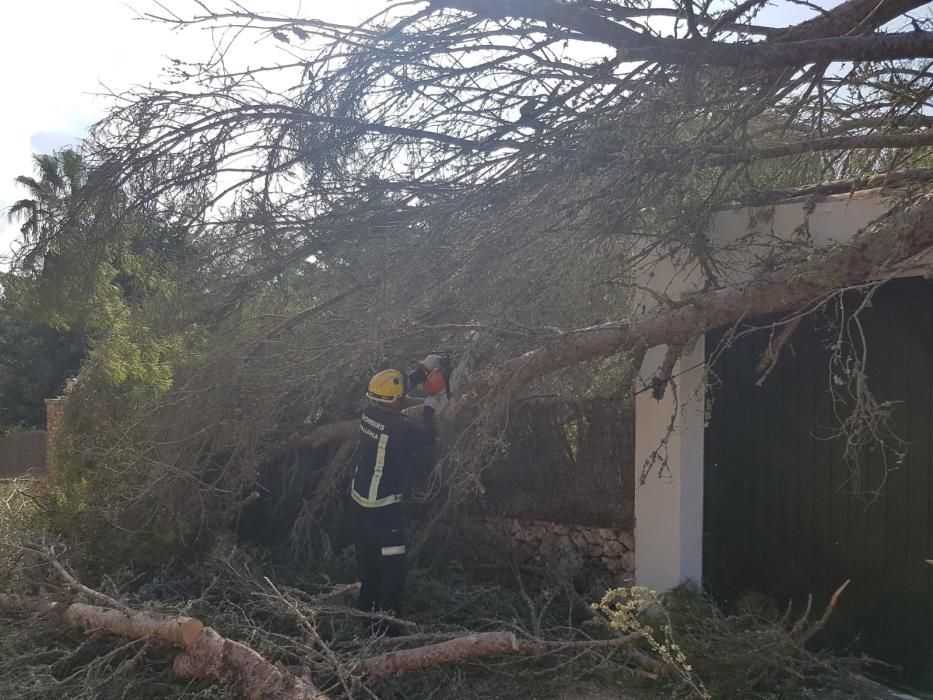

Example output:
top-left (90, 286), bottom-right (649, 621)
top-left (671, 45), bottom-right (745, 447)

top-left (0, 569), bottom-right (898, 699)
top-left (0, 506), bottom-right (896, 699)
top-left (2, 1), bottom-right (931, 694)
top-left (256, 190), bottom-right (933, 568)
top-left (294, 190), bottom-right (933, 460)
top-left (0, 590), bottom-right (656, 699)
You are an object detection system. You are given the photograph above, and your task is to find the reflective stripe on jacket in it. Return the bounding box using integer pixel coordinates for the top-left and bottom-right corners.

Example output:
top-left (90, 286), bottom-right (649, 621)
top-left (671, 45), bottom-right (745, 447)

top-left (351, 403), bottom-right (434, 508)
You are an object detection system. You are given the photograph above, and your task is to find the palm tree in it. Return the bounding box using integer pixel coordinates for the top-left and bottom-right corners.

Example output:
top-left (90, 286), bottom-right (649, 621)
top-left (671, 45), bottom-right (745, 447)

top-left (7, 149), bottom-right (87, 269)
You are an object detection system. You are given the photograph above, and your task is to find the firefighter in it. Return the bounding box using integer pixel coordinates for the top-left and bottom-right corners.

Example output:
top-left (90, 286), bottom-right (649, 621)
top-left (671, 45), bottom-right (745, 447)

top-left (350, 354), bottom-right (448, 620)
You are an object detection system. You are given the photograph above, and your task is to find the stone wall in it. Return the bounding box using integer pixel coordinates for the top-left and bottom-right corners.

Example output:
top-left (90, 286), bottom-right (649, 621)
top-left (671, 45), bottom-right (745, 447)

top-left (491, 516), bottom-right (635, 585)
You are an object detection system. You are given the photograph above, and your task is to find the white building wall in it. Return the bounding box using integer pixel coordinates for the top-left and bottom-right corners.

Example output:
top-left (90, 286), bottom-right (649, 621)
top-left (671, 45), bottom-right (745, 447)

top-left (633, 190), bottom-right (897, 592)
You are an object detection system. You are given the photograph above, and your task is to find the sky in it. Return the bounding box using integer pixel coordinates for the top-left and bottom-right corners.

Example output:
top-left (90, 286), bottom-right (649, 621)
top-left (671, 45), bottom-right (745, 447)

top-left (0, 1), bottom-right (177, 254)
top-left (0, 0), bottom-right (385, 258)
top-left (0, 0), bottom-right (834, 259)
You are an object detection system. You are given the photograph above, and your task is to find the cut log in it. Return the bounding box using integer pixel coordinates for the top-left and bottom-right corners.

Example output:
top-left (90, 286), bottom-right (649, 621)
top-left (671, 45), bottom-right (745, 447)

top-left (67, 603), bottom-right (205, 648)
top-left (361, 631), bottom-right (521, 680)
top-left (360, 629), bottom-right (653, 680)
top-left (0, 594), bottom-right (203, 646)
top-left (0, 594), bottom-right (324, 700)
top-left (182, 627), bottom-right (327, 699)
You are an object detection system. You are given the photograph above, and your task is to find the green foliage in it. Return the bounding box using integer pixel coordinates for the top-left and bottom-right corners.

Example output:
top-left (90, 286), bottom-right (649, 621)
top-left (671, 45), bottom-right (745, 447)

top-left (5, 147), bottom-right (200, 396)
top-left (0, 147), bottom-right (211, 560)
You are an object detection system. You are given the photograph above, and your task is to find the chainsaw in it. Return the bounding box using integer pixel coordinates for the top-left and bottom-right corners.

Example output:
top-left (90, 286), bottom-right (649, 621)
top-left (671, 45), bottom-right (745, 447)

top-left (423, 350), bottom-right (454, 400)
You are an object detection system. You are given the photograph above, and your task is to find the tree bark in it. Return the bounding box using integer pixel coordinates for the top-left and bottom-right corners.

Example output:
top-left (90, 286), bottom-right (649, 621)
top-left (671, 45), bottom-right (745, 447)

top-left (731, 168), bottom-right (933, 207)
top-left (182, 626), bottom-right (326, 700)
top-left (684, 131), bottom-right (933, 171)
top-left (0, 594), bottom-right (203, 646)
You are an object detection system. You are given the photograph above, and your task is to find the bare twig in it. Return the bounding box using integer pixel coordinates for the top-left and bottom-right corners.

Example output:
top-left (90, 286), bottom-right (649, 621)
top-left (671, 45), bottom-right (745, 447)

top-left (799, 579), bottom-right (851, 643)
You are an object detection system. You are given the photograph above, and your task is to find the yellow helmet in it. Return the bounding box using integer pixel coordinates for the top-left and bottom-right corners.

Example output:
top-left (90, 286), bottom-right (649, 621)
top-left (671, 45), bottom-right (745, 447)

top-left (367, 369), bottom-right (405, 404)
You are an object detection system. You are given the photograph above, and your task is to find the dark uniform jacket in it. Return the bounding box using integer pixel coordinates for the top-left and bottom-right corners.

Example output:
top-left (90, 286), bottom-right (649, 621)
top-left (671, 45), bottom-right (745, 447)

top-left (351, 400), bottom-right (435, 508)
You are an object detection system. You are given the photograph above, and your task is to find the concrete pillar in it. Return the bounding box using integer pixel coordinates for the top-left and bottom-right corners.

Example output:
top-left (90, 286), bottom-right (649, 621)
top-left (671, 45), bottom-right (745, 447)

top-left (633, 337), bottom-right (706, 591)
top-left (628, 191), bottom-right (894, 593)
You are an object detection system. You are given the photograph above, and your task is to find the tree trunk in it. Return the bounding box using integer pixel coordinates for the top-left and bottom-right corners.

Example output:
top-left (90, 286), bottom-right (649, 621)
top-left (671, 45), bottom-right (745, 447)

top-left (472, 192), bottom-right (933, 399)
top-left (774, 0), bottom-right (928, 41)
top-left (440, 0), bottom-right (933, 67)
top-left (297, 193), bottom-right (933, 450)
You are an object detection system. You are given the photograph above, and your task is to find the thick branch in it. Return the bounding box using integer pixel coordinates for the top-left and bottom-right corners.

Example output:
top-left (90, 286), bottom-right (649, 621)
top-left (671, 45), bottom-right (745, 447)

top-left (304, 195), bottom-right (933, 448)
top-left (185, 626), bottom-right (326, 699)
top-left (731, 168), bottom-right (933, 207)
top-left (360, 630), bottom-right (650, 680)
top-left (361, 631), bottom-right (520, 680)
top-left (438, 0), bottom-right (933, 67)
top-left (687, 131), bottom-right (933, 170)
top-left (468, 192), bottom-right (933, 399)
top-left (777, 0), bottom-right (929, 41)
top-left (0, 594), bottom-right (203, 647)
top-left (633, 30), bottom-right (933, 68)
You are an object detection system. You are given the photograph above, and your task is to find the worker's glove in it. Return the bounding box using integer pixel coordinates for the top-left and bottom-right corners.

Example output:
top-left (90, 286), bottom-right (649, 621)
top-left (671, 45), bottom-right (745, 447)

top-left (419, 354), bottom-right (445, 372)
top-left (423, 392), bottom-right (448, 416)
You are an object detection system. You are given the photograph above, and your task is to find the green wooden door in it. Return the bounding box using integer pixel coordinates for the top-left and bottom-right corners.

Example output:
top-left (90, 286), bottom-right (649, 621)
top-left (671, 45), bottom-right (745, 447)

top-left (704, 277), bottom-right (933, 689)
